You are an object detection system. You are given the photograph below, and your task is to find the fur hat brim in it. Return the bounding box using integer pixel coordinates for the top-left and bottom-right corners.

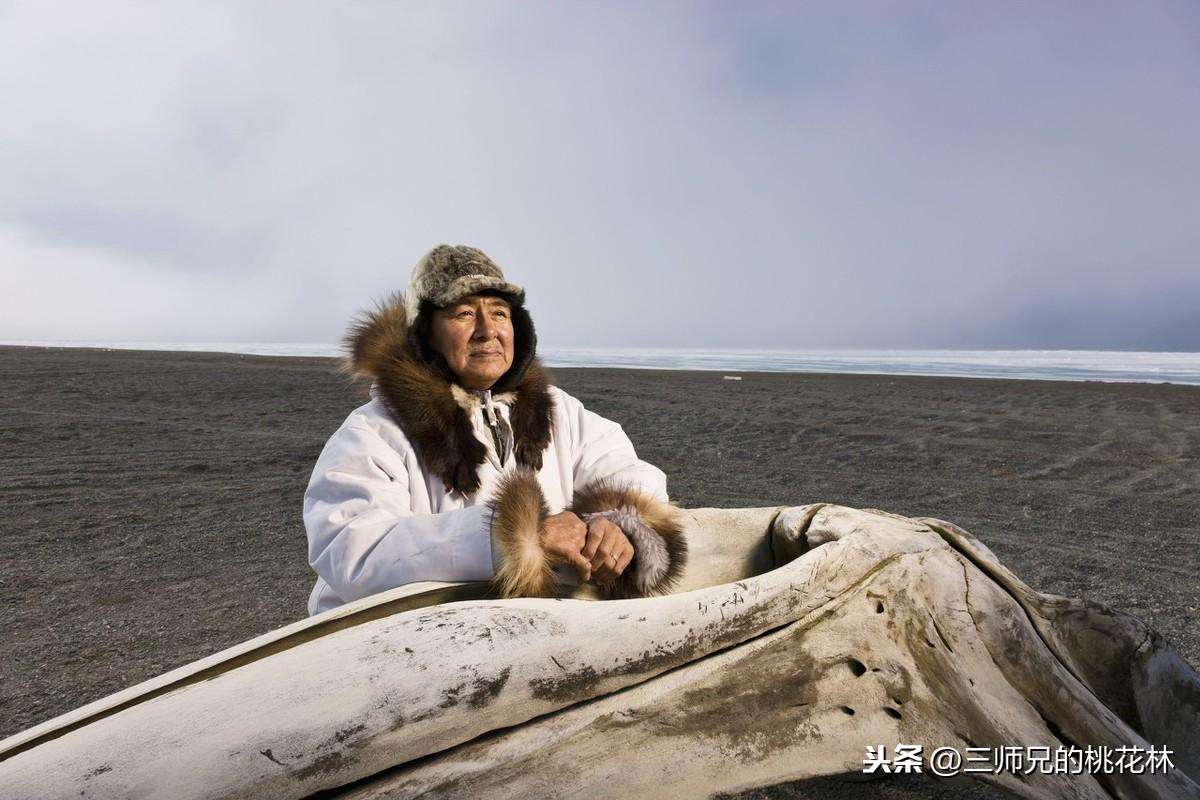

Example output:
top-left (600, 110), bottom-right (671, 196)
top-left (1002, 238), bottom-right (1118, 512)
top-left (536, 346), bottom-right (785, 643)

top-left (430, 274), bottom-right (524, 308)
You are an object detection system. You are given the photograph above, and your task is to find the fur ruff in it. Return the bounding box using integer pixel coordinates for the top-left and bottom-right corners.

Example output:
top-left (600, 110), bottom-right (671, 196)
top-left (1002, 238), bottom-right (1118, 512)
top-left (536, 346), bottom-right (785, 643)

top-left (570, 480), bottom-right (688, 599)
top-left (487, 470), bottom-right (554, 598)
top-left (343, 293), bottom-right (554, 495)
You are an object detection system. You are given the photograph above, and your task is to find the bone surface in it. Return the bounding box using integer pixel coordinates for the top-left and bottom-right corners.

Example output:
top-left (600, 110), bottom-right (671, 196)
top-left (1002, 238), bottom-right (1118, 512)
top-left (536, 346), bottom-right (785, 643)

top-left (1, 505), bottom-right (1196, 799)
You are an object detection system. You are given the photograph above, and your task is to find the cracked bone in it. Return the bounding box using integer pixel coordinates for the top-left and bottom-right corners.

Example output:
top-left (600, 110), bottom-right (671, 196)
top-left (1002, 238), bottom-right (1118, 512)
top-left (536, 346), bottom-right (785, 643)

top-left (0, 505), bottom-right (1196, 799)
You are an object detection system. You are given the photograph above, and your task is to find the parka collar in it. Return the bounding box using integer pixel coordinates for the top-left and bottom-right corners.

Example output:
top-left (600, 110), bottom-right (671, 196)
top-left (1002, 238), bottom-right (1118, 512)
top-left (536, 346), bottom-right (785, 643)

top-left (344, 294), bottom-right (553, 495)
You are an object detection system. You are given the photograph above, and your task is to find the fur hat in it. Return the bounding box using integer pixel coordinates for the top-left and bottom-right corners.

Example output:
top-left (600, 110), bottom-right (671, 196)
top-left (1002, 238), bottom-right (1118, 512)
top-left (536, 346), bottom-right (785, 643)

top-left (404, 244), bottom-right (537, 394)
top-left (404, 244), bottom-right (525, 323)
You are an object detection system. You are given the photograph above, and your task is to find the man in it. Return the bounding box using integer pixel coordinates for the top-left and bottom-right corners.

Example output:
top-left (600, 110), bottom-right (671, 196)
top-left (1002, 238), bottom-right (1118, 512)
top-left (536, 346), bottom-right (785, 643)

top-left (304, 244), bottom-right (686, 615)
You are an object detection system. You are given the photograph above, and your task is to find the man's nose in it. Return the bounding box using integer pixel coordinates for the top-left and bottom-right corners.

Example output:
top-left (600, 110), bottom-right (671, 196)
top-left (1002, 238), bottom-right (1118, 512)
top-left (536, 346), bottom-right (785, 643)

top-left (472, 314), bottom-right (497, 339)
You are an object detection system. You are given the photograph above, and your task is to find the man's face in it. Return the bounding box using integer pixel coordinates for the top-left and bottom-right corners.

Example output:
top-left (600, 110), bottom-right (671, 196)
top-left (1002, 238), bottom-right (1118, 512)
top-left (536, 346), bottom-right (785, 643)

top-left (428, 294), bottom-right (515, 390)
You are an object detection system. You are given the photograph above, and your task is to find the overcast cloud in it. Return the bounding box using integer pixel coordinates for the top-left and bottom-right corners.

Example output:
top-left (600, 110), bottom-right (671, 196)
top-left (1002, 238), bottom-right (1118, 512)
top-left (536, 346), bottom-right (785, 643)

top-left (1, 1), bottom-right (1197, 350)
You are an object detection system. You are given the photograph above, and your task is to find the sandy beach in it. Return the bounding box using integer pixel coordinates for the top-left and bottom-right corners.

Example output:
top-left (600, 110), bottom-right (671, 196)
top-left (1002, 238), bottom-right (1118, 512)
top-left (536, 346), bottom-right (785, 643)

top-left (2, 345), bottom-right (1197, 796)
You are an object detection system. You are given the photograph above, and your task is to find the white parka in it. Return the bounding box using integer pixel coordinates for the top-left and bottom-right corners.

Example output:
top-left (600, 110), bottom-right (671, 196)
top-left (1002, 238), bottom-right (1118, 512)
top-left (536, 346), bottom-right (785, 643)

top-left (304, 385), bottom-right (669, 615)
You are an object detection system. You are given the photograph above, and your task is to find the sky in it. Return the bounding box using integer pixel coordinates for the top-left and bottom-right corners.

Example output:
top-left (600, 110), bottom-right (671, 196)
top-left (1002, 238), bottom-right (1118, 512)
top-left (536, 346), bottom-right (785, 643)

top-left (1, 1), bottom-right (1197, 351)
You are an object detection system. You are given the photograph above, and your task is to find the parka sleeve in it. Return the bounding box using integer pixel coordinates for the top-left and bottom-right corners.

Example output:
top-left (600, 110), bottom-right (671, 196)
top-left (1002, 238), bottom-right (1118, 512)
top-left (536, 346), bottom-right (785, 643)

top-left (557, 389), bottom-right (687, 597)
top-left (303, 423), bottom-right (497, 606)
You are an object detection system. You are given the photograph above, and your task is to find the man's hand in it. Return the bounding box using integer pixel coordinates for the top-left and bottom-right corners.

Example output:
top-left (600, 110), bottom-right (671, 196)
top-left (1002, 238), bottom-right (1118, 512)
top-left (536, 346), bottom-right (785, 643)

top-left (539, 512), bottom-right (636, 585)
top-left (539, 511), bottom-right (593, 582)
top-left (581, 516), bottom-right (634, 585)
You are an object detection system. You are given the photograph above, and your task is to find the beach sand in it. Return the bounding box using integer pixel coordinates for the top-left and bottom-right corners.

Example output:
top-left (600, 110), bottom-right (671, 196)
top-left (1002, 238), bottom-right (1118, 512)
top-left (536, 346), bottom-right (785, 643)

top-left (2, 346), bottom-right (1197, 796)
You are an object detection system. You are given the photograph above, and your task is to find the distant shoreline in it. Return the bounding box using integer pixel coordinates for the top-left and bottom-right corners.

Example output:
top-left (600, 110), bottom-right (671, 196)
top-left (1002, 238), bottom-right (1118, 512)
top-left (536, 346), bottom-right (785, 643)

top-left (2, 342), bottom-right (1199, 386)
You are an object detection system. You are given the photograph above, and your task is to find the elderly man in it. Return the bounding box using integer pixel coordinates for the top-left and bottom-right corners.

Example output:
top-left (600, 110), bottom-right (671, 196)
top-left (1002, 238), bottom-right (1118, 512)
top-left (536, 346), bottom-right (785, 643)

top-left (303, 245), bottom-right (686, 615)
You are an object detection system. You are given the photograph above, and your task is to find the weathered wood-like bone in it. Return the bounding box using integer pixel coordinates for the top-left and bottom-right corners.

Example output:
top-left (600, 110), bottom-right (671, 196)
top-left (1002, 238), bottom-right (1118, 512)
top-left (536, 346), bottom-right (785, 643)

top-left (0, 505), bottom-right (1196, 799)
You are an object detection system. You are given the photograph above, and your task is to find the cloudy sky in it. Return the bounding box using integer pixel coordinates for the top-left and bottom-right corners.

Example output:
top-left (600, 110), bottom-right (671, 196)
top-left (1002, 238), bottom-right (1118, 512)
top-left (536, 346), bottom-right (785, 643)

top-left (1, 1), bottom-right (1197, 350)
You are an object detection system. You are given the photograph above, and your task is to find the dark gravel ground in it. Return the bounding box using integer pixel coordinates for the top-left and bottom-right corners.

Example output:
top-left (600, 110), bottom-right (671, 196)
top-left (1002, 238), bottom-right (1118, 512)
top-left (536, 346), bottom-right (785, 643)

top-left (1, 346), bottom-right (1196, 798)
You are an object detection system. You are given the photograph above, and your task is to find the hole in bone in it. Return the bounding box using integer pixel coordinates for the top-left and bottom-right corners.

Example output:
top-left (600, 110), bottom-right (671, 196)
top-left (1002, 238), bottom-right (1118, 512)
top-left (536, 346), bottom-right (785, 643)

top-left (840, 706), bottom-right (856, 716)
top-left (890, 696), bottom-right (904, 706)
top-left (883, 707), bottom-right (902, 720)
top-left (924, 637), bottom-right (936, 648)
top-left (846, 658), bottom-right (867, 677)
top-left (875, 601), bottom-right (884, 613)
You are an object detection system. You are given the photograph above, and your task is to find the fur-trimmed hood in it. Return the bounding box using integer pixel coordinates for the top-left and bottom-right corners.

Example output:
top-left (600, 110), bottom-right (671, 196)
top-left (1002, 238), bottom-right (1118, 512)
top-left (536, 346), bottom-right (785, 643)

top-left (342, 293), bottom-right (554, 496)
